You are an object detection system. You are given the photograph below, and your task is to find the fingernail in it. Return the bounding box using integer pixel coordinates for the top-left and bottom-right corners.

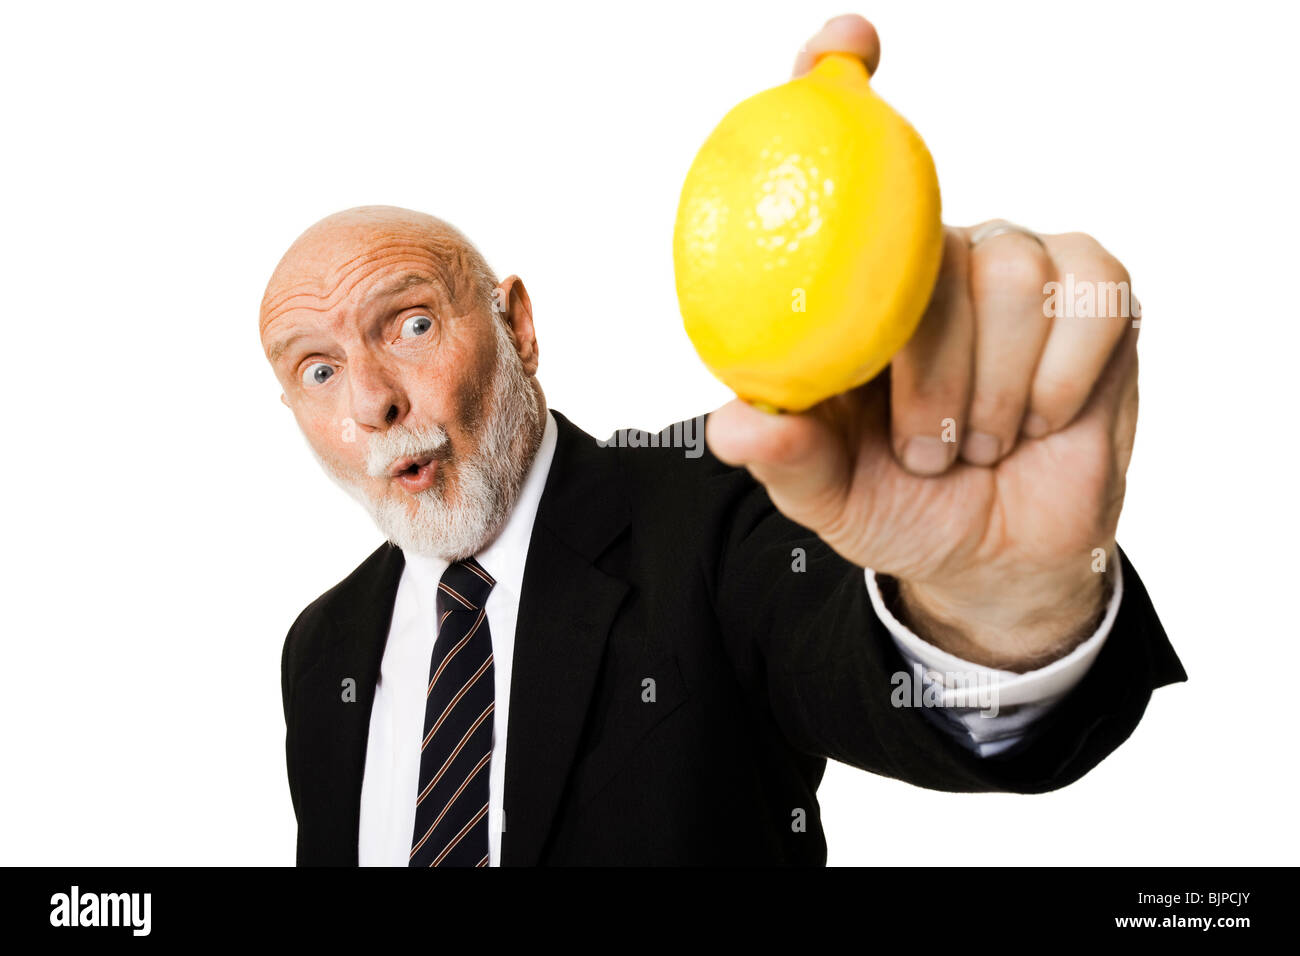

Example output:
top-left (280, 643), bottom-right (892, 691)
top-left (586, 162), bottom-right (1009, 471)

top-left (961, 431), bottom-right (1001, 466)
top-left (903, 436), bottom-right (951, 475)
top-left (1022, 414), bottom-right (1050, 439)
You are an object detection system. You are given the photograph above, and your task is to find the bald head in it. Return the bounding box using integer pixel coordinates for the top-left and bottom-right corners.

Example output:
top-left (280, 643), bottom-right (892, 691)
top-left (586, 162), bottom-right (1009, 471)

top-left (257, 203), bottom-right (545, 560)
top-left (259, 205), bottom-right (498, 338)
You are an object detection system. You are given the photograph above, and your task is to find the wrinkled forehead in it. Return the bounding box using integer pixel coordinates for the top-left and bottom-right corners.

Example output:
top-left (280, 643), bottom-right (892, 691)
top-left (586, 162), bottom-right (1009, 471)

top-left (259, 221), bottom-right (477, 337)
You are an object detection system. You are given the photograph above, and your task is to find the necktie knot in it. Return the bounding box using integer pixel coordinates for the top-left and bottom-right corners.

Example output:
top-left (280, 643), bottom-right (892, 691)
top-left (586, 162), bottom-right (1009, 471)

top-left (437, 556), bottom-right (496, 615)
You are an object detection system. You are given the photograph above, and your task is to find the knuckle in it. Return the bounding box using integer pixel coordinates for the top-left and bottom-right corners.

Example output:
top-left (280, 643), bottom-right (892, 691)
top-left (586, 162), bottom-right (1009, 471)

top-left (1061, 230), bottom-right (1101, 250)
top-left (1032, 375), bottom-right (1081, 417)
top-left (900, 373), bottom-right (967, 414)
top-left (973, 241), bottom-right (1053, 298)
top-left (969, 388), bottom-right (1027, 428)
top-left (763, 420), bottom-right (819, 465)
top-left (1060, 232), bottom-right (1130, 284)
top-left (1103, 254), bottom-right (1132, 288)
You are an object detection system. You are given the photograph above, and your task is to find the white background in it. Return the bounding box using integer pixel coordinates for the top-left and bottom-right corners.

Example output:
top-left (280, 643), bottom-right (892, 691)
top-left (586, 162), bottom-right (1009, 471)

top-left (2, 0), bottom-right (1296, 865)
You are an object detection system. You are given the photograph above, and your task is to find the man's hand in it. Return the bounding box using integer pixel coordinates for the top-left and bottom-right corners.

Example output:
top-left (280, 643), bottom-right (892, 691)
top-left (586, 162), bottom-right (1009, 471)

top-left (706, 14), bottom-right (1141, 672)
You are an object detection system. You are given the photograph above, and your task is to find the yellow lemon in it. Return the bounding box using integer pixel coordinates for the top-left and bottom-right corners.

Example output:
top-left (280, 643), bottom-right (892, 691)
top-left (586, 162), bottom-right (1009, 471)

top-left (673, 52), bottom-right (944, 413)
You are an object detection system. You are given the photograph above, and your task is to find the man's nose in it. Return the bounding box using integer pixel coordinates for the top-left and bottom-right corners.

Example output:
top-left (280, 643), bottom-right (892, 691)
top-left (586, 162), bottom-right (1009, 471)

top-left (346, 352), bottom-right (407, 430)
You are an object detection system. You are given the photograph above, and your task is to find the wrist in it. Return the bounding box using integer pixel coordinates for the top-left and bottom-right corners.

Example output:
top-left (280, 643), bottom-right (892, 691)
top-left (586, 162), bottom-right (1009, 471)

top-left (885, 561), bottom-right (1112, 673)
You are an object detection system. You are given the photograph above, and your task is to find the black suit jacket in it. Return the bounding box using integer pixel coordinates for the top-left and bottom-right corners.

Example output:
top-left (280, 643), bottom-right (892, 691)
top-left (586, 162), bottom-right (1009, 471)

top-left (280, 408), bottom-right (1187, 865)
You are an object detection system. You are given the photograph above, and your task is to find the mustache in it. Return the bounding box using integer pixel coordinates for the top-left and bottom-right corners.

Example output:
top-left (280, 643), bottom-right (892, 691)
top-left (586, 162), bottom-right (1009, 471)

top-left (364, 422), bottom-right (453, 478)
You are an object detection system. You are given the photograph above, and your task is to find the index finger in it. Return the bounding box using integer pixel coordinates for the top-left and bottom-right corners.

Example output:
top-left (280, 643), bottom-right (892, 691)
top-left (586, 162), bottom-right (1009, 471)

top-left (792, 14), bottom-right (881, 78)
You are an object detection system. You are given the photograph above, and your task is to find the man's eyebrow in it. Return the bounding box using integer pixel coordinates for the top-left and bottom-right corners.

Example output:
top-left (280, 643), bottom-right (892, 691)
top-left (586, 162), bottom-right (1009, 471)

top-left (362, 271), bottom-right (437, 305)
top-left (266, 273), bottom-right (440, 365)
top-left (267, 332), bottom-right (305, 366)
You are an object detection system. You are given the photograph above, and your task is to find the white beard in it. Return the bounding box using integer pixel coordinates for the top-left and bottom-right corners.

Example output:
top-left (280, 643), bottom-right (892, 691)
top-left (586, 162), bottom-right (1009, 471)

top-left (308, 316), bottom-right (542, 561)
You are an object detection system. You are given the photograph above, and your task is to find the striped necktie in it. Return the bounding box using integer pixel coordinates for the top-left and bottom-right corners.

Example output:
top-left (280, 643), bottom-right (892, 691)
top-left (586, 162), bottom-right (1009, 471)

top-left (409, 556), bottom-right (496, 867)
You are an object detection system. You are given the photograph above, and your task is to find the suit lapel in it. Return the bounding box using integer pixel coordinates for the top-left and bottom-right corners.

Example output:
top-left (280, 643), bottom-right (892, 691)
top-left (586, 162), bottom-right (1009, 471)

top-left (296, 408), bottom-right (627, 866)
top-left (501, 408), bottom-right (631, 865)
top-left (294, 540), bottom-right (405, 865)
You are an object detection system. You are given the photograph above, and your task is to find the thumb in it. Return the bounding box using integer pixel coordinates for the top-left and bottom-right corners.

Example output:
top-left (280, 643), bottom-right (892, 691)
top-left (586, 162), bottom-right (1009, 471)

top-left (705, 398), bottom-right (851, 534)
top-left (792, 14), bottom-right (881, 78)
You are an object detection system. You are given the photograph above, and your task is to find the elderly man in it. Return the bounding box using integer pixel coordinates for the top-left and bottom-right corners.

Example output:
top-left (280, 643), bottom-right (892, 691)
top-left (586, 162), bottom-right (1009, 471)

top-left (262, 16), bottom-right (1185, 866)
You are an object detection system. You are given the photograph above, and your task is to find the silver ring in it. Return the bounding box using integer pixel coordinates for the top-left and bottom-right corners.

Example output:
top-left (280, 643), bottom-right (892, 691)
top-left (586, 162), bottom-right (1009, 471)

top-left (968, 219), bottom-right (1045, 250)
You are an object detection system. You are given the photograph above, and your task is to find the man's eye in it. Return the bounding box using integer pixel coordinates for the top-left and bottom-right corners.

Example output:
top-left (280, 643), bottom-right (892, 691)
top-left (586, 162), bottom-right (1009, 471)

top-left (302, 362), bottom-right (335, 387)
top-left (401, 314), bottom-right (433, 339)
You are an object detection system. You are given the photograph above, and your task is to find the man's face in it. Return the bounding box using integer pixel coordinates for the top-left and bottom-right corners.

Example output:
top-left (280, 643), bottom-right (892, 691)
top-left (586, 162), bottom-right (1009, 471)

top-left (259, 208), bottom-right (543, 560)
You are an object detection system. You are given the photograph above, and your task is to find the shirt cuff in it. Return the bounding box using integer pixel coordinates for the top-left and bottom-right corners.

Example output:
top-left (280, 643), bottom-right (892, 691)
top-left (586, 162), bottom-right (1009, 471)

top-left (863, 549), bottom-right (1123, 757)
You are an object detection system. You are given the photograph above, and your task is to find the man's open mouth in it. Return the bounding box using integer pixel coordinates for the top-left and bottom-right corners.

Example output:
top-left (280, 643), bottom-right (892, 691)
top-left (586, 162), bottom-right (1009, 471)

top-left (388, 454), bottom-right (441, 493)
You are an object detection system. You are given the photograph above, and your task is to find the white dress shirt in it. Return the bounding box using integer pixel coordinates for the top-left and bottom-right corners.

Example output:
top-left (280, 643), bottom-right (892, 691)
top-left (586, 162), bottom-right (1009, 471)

top-left (358, 408), bottom-right (560, 867)
top-left (865, 555), bottom-right (1122, 757)
top-left (358, 408), bottom-right (1123, 864)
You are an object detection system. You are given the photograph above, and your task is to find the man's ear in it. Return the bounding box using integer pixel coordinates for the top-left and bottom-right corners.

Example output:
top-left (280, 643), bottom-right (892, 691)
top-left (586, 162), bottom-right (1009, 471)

top-left (280, 393), bottom-right (289, 407)
top-left (496, 275), bottom-right (538, 375)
